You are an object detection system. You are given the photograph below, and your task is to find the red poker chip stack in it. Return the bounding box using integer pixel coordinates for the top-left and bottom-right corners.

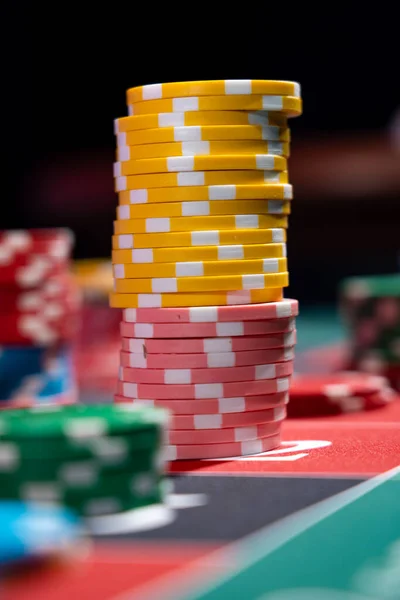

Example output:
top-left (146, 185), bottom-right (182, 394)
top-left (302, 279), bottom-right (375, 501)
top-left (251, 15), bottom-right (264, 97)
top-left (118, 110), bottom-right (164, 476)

top-left (114, 299), bottom-right (298, 460)
top-left (0, 229), bottom-right (81, 408)
top-left (288, 372), bottom-right (396, 417)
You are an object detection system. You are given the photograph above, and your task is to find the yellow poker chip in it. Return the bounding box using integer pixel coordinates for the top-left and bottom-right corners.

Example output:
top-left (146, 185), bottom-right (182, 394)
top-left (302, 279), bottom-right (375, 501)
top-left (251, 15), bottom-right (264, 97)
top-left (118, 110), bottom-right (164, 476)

top-left (114, 154), bottom-right (287, 177)
top-left (127, 80), bottom-right (301, 103)
top-left (111, 242), bottom-right (287, 265)
top-left (118, 184), bottom-right (293, 204)
top-left (113, 257), bottom-right (288, 279)
top-left (114, 214), bottom-right (288, 235)
top-left (111, 228), bottom-right (286, 250)
top-left (73, 259), bottom-right (113, 298)
top-left (116, 200), bottom-right (291, 220)
top-left (114, 110), bottom-right (289, 133)
top-left (113, 271), bottom-right (289, 294)
top-left (128, 96), bottom-right (302, 117)
top-left (116, 140), bottom-right (290, 161)
top-left (115, 170), bottom-right (289, 192)
top-left (110, 287), bottom-right (284, 308)
top-left (119, 124), bottom-right (291, 146)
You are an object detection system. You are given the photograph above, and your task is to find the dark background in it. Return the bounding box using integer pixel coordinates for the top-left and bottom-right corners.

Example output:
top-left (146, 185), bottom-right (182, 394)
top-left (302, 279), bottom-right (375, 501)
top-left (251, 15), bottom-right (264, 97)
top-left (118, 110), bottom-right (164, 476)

top-left (4, 8), bottom-right (400, 304)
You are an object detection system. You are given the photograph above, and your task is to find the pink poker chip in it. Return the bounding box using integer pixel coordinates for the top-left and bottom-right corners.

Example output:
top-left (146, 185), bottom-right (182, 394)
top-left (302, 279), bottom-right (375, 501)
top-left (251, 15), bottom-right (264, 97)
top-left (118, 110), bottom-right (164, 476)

top-left (168, 421), bottom-right (282, 444)
top-left (119, 361), bottom-right (293, 385)
top-left (166, 432), bottom-right (281, 460)
top-left (119, 346), bottom-right (295, 369)
top-left (120, 317), bottom-right (295, 339)
top-left (117, 375), bottom-right (291, 400)
top-left (121, 330), bottom-right (296, 355)
top-left (113, 391), bottom-right (289, 414)
top-left (122, 299), bottom-right (298, 323)
top-left (167, 405), bottom-right (286, 430)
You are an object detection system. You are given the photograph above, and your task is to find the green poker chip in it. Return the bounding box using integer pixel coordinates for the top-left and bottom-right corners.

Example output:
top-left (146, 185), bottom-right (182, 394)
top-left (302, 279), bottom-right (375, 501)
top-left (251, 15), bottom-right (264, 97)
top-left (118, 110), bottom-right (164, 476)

top-left (0, 447), bottom-right (166, 484)
top-left (0, 404), bottom-right (169, 518)
top-left (0, 404), bottom-right (169, 441)
top-left (0, 428), bottom-right (164, 461)
top-left (0, 468), bottom-right (165, 517)
top-left (340, 273), bottom-right (400, 299)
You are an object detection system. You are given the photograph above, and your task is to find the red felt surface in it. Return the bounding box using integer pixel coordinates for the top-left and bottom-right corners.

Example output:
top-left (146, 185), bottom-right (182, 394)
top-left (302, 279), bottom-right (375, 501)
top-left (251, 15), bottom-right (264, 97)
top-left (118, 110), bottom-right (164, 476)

top-left (2, 544), bottom-right (224, 600)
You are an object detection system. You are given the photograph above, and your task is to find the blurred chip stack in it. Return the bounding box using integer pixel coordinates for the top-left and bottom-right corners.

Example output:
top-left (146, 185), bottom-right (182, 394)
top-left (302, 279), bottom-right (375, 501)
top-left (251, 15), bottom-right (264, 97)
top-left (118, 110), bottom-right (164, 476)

top-left (0, 404), bottom-right (169, 520)
top-left (110, 80), bottom-right (302, 459)
top-left (73, 259), bottom-right (120, 398)
top-left (0, 230), bottom-right (81, 408)
top-left (0, 501), bottom-right (85, 569)
top-left (340, 273), bottom-right (400, 390)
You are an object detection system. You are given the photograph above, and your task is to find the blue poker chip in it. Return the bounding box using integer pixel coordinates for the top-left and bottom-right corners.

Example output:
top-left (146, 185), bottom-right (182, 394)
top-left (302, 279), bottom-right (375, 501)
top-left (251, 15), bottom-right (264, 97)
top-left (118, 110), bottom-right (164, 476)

top-left (0, 345), bottom-right (75, 402)
top-left (0, 501), bottom-right (83, 567)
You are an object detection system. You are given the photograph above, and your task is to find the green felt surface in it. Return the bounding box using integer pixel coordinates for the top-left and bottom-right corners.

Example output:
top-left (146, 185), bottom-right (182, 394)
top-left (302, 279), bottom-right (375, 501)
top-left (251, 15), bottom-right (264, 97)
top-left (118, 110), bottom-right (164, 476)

top-left (180, 468), bottom-right (400, 600)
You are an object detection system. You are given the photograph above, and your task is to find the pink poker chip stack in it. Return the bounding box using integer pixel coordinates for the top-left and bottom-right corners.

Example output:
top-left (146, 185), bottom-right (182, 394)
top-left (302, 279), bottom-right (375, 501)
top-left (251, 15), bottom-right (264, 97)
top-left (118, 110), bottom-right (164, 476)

top-left (114, 299), bottom-right (298, 460)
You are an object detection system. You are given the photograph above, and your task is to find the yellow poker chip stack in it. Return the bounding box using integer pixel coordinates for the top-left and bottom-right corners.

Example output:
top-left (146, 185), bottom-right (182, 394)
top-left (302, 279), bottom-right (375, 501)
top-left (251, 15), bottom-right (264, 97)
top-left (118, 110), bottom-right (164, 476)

top-left (111, 79), bottom-right (302, 460)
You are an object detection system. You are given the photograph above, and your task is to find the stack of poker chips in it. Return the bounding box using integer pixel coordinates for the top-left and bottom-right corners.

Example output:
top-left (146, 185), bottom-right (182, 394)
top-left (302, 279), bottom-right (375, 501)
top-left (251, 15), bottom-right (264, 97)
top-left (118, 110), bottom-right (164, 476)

top-left (110, 80), bottom-right (302, 460)
top-left (340, 273), bottom-right (400, 390)
top-left (0, 229), bottom-right (81, 408)
top-left (0, 404), bottom-right (169, 519)
top-left (288, 372), bottom-right (395, 416)
top-left (73, 259), bottom-right (120, 397)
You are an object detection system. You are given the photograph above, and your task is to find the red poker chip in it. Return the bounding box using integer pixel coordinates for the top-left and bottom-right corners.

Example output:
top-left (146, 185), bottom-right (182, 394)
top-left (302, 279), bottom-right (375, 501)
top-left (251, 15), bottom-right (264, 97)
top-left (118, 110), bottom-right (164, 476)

top-left (0, 257), bottom-right (69, 288)
top-left (0, 312), bottom-right (80, 345)
top-left (76, 348), bottom-right (120, 377)
top-left (0, 276), bottom-right (81, 314)
top-left (362, 387), bottom-right (397, 408)
top-left (346, 361), bottom-right (400, 393)
top-left (287, 387), bottom-right (395, 416)
top-left (288, 371), bottom-right (394, 416)
top-left (0, 229), bottom-right (74, 257)
top-left (75, 344), bottom-right (120, 394)
top-left (290, 372), bottom-right (388, 399)
top-left (0, 274), bottom-right (80, 311)
top-left (78, 305), bottom-right (121, 345)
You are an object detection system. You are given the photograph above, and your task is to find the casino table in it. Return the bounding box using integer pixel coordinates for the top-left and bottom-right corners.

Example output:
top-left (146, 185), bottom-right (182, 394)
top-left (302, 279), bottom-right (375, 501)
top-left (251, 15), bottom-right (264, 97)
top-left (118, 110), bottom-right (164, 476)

top-left (3, 305), bottom-right (399, 600)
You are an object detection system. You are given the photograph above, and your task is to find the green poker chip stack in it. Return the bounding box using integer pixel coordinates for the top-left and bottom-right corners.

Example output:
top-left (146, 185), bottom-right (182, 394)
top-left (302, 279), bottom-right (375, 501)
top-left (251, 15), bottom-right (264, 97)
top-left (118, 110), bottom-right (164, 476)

top-left (339, 273), bottom-right (400, 380)
top-left (0, 403), bottom-right (170, 517)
